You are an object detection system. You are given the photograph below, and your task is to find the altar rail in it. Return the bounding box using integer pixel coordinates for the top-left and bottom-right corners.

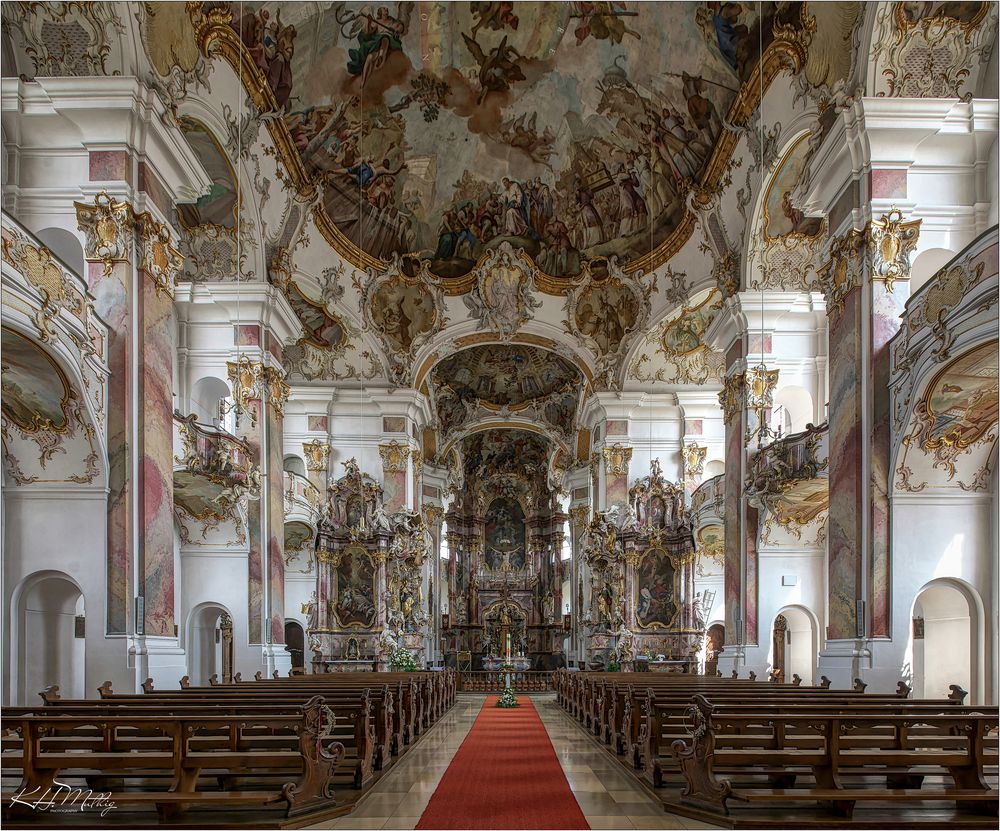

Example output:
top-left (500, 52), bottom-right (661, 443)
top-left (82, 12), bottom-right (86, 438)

top-left (458, 671), bottom-right (553, 692)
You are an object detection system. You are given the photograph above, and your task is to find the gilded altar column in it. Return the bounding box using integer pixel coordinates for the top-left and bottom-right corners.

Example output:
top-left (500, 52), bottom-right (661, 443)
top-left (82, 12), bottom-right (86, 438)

top-left (818, 211), bottom-right (920, 656)
top-left (379, 440), bottom-right (410, 513)
top-left (623, 548), bottom-right (640, 632)
top-left (75, 195), bottom-right (184, 684)
top-left (568, 506), bottom-right (589, 660)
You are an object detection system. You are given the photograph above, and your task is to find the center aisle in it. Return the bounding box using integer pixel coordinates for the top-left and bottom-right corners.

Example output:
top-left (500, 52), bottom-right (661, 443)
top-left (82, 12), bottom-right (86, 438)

top-left (416, 696), bottom-right (590, 830)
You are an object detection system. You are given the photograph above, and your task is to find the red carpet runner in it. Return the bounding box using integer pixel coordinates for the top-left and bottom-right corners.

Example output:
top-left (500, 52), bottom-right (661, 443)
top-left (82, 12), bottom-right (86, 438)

top-left (416, 696), bottom-right (589, 830)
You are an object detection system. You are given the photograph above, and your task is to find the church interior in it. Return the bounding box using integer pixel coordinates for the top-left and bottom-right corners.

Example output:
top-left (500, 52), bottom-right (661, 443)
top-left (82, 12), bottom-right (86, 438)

top-left (1, 1), bottom-right (998, 829)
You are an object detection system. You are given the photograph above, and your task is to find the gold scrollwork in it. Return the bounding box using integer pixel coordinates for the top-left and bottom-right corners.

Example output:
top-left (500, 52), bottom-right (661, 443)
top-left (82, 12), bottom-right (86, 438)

top-left (378, 440), bottom-right (411, 473)
top-left (303, 439), bottom-right (331, 473)
top-left (602, 443), bottom-right (633, 477)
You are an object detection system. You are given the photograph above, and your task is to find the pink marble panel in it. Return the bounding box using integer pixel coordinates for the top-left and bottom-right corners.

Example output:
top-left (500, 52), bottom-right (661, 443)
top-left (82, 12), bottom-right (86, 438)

top-left (871, 169), bottom-right (907, 200)
top-left (236, 324), bottom-right (261, 347)
top-left (139, 273), bottom-right (176, 636)
top-left (606, 420), bottom-right (628, 436)
top-left (684, 419), bottom-right (703, 435)
top-left (138, 162), bottom-right (171, 217)
top-left (743, 507), bottom-right (758, 645)
top-left (383, 469), bottom-right (406, 512)
top-left (723, 407), bottom-right (742, 643)
top-left (265, 331), bottom-right (283, 363)
top-left (606, 474), bottom-right (627, 509)
top-left (89, 150), bottom-right (130, 183)
top-left (747, 333), bottom-right (772, 356)
top-left (869, 281), bottom-right (907, 638)
top-left (307, 415), bottom-right (328, 432)
top-left (267, 405), bottom-right (285, 644)
top-left (238, 400), bottom-right (264, 644)
top-left (382, 416), bottom-right (406, 433)
top-left (88, 261), bottom-right (132, 634)
top-left (827, 289), bottom-right (863, 640)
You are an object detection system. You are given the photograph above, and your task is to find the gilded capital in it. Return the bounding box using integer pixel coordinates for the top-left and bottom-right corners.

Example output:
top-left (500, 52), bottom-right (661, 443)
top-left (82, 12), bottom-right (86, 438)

top-left (261, 365), bottom-right (290, 418)
top-left (303, 439), bottom-right (331, 473)
top-left (422, 504), bottom-right (444, 526)
top-left (568, 505), bottom-right (590, 529)
top-left (682, 442), bottom-right (707, 479)
top-left (817, 228), bottom-right (865, 317)
top-left (718, 372), bottom-right (746, 425)
top-left (379, 440), bottom-right (410, 472)
top-left (135, 212), bottom-right (183, 299)
top-left (603, 443), bottom-right (632, 476)
top-left (868, 207), bottom-right (921, 293)
top-left (74, 191), bottom-right (134, 276)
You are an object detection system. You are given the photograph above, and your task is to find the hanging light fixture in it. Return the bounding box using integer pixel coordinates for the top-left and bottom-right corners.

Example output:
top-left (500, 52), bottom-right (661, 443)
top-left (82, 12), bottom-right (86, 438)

top-left (745, 1), bottom-right (779, 449)
top-left (222, 2), bottom-right (255, 431)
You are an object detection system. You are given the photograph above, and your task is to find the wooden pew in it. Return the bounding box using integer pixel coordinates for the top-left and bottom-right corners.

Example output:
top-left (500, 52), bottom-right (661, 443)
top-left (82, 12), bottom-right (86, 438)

top-left (667, 694), bottom-right (999, 821)
top-left (1, 696), bottom-right (345, 821)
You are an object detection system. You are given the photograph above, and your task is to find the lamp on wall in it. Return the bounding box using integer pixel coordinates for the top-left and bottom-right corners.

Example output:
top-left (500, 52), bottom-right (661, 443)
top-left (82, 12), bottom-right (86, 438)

top-left (745, 0), bottom-right (779, 449)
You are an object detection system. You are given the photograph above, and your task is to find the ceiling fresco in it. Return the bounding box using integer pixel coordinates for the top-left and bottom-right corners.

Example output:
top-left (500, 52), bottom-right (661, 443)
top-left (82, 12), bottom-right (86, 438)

top-left (1, 327), bottom-right (71, 434)
top-left (211, 0), bottom-right (802, 285)
top-left (431, 344), bottom-right (582, 443)
top-left (176, 117), bottom-right (239, 231)
top-left (462, 428), bottom-right (551, 483)
top-left (433, 344), bottom-right (579, 408)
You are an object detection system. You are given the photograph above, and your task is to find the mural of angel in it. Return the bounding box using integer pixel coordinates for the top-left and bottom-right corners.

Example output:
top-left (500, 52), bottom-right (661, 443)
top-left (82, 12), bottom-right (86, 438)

top-left (470, 2), bottom-right (520, 37)
top-left (339, 3), bottom-right (414, 87)
top-left (462, 34), bottom-right (526, 105)
top-left (572, 2), bottom-right (641, 45)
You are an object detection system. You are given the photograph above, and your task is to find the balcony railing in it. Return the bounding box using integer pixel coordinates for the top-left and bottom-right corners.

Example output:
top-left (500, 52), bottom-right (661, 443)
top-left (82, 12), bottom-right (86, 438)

top-left (744, 422), bottom-right (828, 518)
top-left (284, 469), bottom-right (320, 523)
top-left (173, 410), bottom-right (259, 496)
top-left (690, 474), bottom-right (724, 519)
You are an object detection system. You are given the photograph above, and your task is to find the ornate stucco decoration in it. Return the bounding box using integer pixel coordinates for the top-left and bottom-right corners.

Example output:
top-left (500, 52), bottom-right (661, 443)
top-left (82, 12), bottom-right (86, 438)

top-left (261, 365), bottom-right (290, 418)
top-left (422, 504), bottom-right (444, 527)
top-left (378, 440), bottom-right (411, 473)
top-left (75, 192), bottom-right (182, 297)
top-left (718, 372), bottom-right (746, 425)
top-left (462, 242), bottom-right (541, 340)
top-left (359, 254), bottom-right (447, 386)
top-left (568, 505), bottom-right (590, 529)
top-left (683, 443), bottom-right (707, 480)
top-left (817, 228), bottom-right (865, 317)
top-left (867, 208), bottom-right (921, 293)
top-left (74, 192), bottom-right (135, 276)
top-left (713, 249), bottom-right (742, 300)
top-left (1, 222), bottom-right (87, 341)
top-left (629, 290), bottom-right (726, 385)
top-left (744, 364), bottom-right (780, 447)
top-left (871, 2), bottom-right (998, 100)
top-left (563, 257), bottom-right (654, 390)
top-left (602, 443), bottom-right (633, 477)
top-left (226, 356), bottom-right (265, 422)
top-left (303, 439), bottom-right (331, 473)
top-left (135, 212), bottom-right (183, 299)
top-left (3, 2), bottom-right (125, 78)
top-left (138, 2), bottom-right (213, 116)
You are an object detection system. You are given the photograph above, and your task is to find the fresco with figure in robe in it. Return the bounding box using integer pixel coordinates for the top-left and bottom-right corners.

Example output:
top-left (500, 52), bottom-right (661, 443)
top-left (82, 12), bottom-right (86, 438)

top-left (1, 327), bottom-right (71, 432)
top-left (484, 496), bottom-right (526, 570)
top-left (635, 547), bottom-right (679, 629)
top-left (919, 340), bottom-right (998, 450)
top-left (226, 1), bottom-right (793, 280)
top-left (334, 547), bottom-right (377, 627)
top-left (176, 117), bottom-right (238, 230)
top-left (461, 428), bottom-right (550, 479)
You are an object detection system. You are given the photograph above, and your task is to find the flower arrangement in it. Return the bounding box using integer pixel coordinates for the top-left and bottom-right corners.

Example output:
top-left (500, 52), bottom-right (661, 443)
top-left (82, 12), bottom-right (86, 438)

top-left (388, 646), bottom-right (418, 672)
top-left (607, 659), bottom-right (621, 672)
top-left (496, 686), bottom-right (519, 708)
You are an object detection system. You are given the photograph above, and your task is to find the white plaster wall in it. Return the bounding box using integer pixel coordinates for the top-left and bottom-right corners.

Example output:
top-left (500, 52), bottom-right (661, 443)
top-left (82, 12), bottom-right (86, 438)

top-left (180, 549), bottom-right (267, 680)
top-left (871, 493), bottom-right (994, 704)
top-left (3, 488), bottom-right (125, 703)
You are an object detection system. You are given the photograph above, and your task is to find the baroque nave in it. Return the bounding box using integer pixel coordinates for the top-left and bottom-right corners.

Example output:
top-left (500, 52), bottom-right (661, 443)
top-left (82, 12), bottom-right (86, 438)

top-left (0, 2), bottom-right (998, 829)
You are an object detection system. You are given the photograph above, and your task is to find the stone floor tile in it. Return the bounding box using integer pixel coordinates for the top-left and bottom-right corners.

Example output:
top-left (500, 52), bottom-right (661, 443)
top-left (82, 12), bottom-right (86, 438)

top-left (583, 815), bottom-right (636, 829)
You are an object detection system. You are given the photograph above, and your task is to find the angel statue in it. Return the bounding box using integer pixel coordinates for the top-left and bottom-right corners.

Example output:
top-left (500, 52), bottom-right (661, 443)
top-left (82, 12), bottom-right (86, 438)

top-left (301, 592), bottom-right (319, 631)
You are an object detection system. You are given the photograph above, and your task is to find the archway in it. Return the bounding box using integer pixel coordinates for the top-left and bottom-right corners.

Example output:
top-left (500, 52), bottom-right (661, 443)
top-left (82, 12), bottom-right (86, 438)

top-left (773, 385), bottom-right (814, 435)
top-left (186, 603), bottom-right (230, 685)
top-left (13, 571), bottom-right (85, 704)
top-left (771, 606), bottom-right (816, 685)
top-left (912, 580), bottom-right (978, 701)
top-left (284, 620), bottom-right (305, 670)
top-left (705, 622), bottom-right (725, 676)
top-left (189, 376), bottom-right (231, 428)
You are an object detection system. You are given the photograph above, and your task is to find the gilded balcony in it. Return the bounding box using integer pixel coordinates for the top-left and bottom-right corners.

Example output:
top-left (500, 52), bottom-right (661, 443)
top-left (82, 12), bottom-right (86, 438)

top-left (745, 422), bottom-right (829, 526)
top-left (173, 411), bottom-right (259, 523)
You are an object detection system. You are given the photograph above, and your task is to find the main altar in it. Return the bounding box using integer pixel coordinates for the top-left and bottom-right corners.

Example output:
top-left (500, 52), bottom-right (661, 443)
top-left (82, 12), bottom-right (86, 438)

top-left (440, 433), bottom-right (568, 671)
top-left (582, 460), bottom-right (704, 670)
top-left (306, 460), bottom-right (431, 669)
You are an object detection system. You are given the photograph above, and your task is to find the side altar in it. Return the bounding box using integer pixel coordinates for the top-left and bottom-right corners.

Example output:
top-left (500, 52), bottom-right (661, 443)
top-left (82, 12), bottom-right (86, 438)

top-left (583, 460), bottom-right (706, 670)
top-left (305, 460), bottom-right (431, 670)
